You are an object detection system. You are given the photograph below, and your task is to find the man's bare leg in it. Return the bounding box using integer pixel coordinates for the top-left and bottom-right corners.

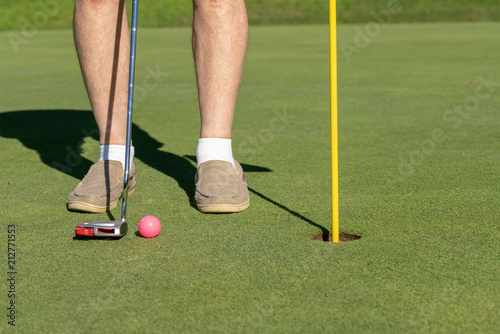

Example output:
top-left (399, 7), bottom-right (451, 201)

top-left (73, 0), bottom-right (130, 145)
top-left (192, 0), bottom-right (248, 140)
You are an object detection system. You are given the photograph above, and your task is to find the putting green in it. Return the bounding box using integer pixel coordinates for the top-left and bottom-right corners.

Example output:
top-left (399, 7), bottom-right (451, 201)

top-left (0, 23), bottom-right (499, 333)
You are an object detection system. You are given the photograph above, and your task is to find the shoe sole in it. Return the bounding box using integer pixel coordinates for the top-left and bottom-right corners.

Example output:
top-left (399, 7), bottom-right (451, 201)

top-left (67, 183), bottom-right (135, 213)
top-left (196, 199), bottom-right (249, 213)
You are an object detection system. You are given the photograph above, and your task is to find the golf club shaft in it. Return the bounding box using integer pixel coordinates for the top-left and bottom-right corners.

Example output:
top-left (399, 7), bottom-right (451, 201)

top-left (122, 0), bottom-right (140, 223)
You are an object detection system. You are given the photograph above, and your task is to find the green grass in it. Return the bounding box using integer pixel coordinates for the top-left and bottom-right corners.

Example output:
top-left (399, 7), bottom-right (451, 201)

top-left (337, 0), bottom-right (500, 23)
top-left (3, 0), bottom-right (500, 31)
top-left (1, 22), bottom-right (500, 332)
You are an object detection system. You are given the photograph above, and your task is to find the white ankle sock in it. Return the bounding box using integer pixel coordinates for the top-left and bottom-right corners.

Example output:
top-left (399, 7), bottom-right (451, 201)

top-left (196, 138), bottom-right (234, 168)
top-left (98, 145), bottom-right (135, 170)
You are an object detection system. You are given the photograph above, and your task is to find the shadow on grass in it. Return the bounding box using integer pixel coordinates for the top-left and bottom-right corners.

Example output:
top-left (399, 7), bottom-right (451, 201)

top-left (73, 235), bottom-right (124, 241)
top-left (0, 109), bottom-right (330, 235)
top-left (248, 187), bottom-right (331, 240)
top-left (184, 155), bottom-right (331, 238)
top-left (0, 109), bottom-right (196, 202)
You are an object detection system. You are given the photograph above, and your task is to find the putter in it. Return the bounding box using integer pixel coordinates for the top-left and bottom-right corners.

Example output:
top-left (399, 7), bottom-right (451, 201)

top-left (75, 0), bottom-right (140, 238)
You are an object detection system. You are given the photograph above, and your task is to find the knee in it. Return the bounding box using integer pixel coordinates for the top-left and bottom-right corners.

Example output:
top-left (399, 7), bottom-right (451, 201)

top-left (193, 0), bottom-right (241, 12)
top-left (76, 0), bottom-right (124, 10)
top-left (193, 0), bottom-right (224, 7)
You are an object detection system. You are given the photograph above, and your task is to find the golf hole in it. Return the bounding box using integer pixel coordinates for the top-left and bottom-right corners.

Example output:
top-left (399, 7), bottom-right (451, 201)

top-left (312, 234), bottom-right (361, 242)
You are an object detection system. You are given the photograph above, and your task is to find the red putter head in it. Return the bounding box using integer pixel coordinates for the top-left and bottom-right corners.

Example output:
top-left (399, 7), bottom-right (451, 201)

top-left (75, 221), bottom-right (128, 237)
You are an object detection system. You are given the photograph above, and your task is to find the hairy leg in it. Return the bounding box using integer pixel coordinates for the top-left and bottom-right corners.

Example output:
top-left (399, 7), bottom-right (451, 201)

top-left (192, 0), bottom-right (248, 139)
top-left (73, 0), bottom-right (130, 145)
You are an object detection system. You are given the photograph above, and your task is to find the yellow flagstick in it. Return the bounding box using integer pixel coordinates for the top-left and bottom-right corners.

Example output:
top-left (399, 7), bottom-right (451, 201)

top-left (330, 0), bottom-right (339, 243)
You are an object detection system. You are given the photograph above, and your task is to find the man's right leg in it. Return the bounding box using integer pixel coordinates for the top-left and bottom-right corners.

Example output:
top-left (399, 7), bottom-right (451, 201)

top-left (68, 0), bottom-right (134, 213)
top-left (74, 0), bottom-right (129, 145)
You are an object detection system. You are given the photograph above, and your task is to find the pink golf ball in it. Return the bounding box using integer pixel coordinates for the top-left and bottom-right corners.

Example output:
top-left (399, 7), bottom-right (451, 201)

top-left (138, 216), bottom-right (161, 238)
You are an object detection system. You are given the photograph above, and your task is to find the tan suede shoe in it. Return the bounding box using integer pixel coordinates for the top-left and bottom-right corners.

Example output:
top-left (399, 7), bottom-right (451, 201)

top-left (67, 160), bottom-right (135, 213)
top-left (194, 160), bottom-right (249, 213)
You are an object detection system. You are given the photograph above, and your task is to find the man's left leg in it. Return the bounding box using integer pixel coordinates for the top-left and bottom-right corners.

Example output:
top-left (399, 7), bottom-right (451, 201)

top-left (192, 0), bottom-right (249, 213)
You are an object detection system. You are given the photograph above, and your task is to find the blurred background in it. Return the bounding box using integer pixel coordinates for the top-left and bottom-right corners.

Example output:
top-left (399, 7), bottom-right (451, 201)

top-left (2, 0), bottom-right (500, 31)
